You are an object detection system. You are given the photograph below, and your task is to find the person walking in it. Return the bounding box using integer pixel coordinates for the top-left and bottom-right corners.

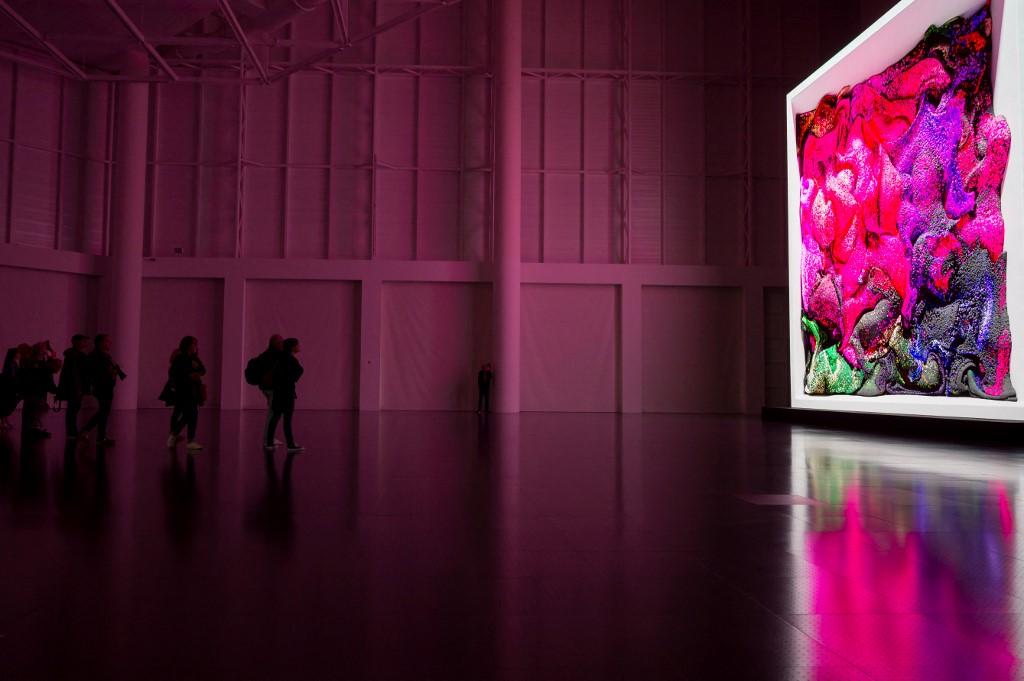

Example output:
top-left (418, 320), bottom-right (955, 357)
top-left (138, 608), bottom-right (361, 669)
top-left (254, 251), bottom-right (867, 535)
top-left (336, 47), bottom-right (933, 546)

top-left (264, 338), bottom-right (304, 453)
top-left (477, 363), bottom-right (494, 413)
top-left (57, 334), bottom-right (91, 440)
top-left (81, 334), bottom-right (124, 447)
top-left (247, 334), bottom-right (284, 447)
top-left (167, 336), bottom-right (206, 452)
top-left (0, 347), bottom-right (21, 431)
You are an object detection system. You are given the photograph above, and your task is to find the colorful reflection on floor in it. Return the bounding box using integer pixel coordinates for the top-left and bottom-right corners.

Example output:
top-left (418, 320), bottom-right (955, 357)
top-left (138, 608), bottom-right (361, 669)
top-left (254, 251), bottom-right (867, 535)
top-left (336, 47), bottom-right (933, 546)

top-left (790, 430), bottom-right (1023, 680)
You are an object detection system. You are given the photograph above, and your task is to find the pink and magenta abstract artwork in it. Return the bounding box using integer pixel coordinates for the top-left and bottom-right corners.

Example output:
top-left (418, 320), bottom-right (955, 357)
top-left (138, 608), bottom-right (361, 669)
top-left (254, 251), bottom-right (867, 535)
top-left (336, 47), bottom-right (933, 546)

top-left (797, 6), bottom-right (1015, 399)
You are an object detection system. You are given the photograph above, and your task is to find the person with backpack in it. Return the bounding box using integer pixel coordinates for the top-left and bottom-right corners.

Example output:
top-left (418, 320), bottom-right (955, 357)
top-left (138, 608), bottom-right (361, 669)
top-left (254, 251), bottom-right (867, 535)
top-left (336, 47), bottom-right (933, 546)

top-left (246, 334), bottom-right (284, 447)
top-left (57, 334), bottom-right (91, 440)
top-left (265, 338), bottom-right (304, 453)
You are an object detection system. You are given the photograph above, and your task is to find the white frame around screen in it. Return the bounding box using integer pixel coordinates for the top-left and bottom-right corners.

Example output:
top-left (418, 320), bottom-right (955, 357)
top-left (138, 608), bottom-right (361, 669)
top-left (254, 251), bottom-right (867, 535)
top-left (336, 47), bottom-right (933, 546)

top-left (786, 0), bottom-right (1024, 421)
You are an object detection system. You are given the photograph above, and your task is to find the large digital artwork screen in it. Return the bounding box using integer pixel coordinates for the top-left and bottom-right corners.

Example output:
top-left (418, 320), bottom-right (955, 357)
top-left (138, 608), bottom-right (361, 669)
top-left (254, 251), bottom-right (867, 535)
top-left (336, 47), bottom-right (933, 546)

top-left (787, 0), bottom-right (1024, 419)
top-left (798, 5), bottom-right (1012, 400)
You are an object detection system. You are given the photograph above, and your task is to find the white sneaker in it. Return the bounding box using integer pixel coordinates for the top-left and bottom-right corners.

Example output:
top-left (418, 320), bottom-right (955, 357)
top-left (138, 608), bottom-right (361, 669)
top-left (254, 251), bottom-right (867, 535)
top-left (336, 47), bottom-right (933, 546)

top-left (274, 439), bottom-right (284, 446)
top-left (186, 441), bottom-right (203, 451)
top-left (167, 434), bottom-right (178, 448)
top-left (286, 444), bottom-right (305, 453)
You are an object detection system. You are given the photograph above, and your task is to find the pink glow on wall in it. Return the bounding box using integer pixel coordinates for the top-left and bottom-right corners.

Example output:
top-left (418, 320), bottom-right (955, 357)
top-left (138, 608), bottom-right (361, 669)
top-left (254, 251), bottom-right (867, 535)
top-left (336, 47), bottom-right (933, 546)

top-left (381, 282), bottom-right (491, 410)
top-left (0, 266), bottom-right (97, 353)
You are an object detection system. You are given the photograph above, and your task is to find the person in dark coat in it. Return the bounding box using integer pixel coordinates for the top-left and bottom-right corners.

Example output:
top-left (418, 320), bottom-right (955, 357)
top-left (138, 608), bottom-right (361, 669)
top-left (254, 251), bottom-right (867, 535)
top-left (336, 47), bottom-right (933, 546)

top-left (20, 343), bottom-right (59, 439)
top-left (265, 338), bottom-right (304, 453)
top-left (81, 334), bottom-right (124, 447)
top-left (0, 347), bottom-right (21, 431)
top-left (57, 334), bottom-right (91, 440)
top-left (167, 336), bottom-right (206, 452)
top-left (258, 334), bottom-right (284, 447)
top-left (477, 363), bottom-right (494, 413)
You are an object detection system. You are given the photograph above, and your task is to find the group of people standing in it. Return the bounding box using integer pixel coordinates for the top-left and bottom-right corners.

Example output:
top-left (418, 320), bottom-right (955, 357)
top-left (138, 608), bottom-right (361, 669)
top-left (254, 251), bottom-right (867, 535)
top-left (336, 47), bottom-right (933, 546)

top-left (0, 334), bottom-right (124, 444)
top-left (0, 330), bottom-right (304, 454)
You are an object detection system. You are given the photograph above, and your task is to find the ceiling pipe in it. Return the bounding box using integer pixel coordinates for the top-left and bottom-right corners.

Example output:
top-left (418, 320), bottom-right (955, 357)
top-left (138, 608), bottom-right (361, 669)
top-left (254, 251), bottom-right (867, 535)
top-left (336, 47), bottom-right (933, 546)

top-left (104, 0), bottom-right (180, 80)
top-left (239, 0), bottom-right (328, 36)
top-left (271, 0), bottom-right (461, 82)
top-left (0, 0), bottom-right (88, 79)
top-left (218, 0), bottom-right (270, 83)
top-left (161, 0), bottom-right (328, 76)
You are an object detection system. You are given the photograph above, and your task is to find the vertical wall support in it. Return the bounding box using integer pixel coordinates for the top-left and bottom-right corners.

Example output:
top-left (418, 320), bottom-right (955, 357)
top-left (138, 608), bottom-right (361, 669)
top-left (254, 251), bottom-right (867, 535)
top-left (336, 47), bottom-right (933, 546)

top-left (358, 278), bottom-right (382, 410)
top-left (742, 284), bottom-right (765, 414)
top-left (493, 0), bottom-right (522, 413)
top-left (742, 0), bottom-right (753, 266)
top-left (619, 281), bottom-right (642, 413)
top-left (4, 64), bottom-right (17, 245)
top-left (53, 77), bottom-right (65, 250)
top-left (83, 82), bottom-right (109, 255)
top-left (220, 273), bottom-right (245, 410)
top-left (105, 51), bottom-right (149, 409)
top-left (192, 81), bottom-right (205, 255)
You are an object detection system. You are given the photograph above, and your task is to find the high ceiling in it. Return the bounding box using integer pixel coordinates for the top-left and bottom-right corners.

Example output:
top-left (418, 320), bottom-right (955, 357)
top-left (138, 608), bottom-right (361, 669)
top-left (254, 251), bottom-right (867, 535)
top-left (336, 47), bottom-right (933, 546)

top-left (0, 0), bottom-right (462, 83)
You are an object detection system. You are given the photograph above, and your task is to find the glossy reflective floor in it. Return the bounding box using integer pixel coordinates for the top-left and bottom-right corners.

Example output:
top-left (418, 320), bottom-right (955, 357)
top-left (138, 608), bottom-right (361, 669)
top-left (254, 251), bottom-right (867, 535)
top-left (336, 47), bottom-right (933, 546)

top-left (1, 410), bottom-right (1023, 680)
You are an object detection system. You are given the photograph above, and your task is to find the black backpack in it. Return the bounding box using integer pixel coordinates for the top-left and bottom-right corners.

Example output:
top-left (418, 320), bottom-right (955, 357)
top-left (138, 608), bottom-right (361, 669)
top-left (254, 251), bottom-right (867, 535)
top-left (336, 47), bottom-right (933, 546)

top-left (244, 355), bottom-right (264, 386)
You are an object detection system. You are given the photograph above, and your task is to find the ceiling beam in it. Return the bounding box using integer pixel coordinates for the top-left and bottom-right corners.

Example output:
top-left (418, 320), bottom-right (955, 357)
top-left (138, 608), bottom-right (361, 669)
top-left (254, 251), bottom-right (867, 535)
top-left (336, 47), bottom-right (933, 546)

top-left (330, 0), bottom-right (349, 44)
top-left (0, 0), bottom-right (87, 79)
top-left (218, 0), bottom-right (269, 84)
top-left (103, 0), bottom-right (179, 81)
top-left (271, 0), bottom-right (461, 82)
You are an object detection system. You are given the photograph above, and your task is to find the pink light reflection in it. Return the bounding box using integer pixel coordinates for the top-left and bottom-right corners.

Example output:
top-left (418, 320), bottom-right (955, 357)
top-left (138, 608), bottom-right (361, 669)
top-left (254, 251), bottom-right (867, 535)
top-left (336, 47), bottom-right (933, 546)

top-left (803, 477), bottom-right (1019, 680)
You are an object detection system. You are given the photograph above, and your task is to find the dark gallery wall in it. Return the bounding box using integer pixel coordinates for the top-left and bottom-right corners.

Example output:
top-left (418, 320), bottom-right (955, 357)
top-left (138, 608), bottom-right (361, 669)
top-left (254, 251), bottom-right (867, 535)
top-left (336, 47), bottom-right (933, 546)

top-left (0, 0), bottom-right (898, 412)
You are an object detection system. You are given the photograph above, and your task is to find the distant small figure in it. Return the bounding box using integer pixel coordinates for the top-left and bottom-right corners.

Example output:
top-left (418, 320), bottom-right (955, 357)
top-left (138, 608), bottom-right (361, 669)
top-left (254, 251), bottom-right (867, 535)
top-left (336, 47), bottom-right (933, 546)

top-left (265, 338), bottom-right (304, 453)
top-left (245, 334), bottom-right (284, 447)
top-left (167, 336), bottom-right (206, 452)
top-left (477, 363), bottom-right (494, 413)
top-left (21, 342), bottom-right (59, 439)
top-left (57, 334), bottom-right (91, 440)
top-left (0, 347), bottom-right (20, 431)
top-left (81, 334), bottom-right (125, 447)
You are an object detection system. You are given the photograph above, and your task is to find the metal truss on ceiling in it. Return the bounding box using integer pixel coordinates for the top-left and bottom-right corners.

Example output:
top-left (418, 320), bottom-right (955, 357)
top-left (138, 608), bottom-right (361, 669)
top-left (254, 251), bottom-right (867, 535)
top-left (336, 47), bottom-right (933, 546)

top-left (0, 0), bottom-right (464, 84)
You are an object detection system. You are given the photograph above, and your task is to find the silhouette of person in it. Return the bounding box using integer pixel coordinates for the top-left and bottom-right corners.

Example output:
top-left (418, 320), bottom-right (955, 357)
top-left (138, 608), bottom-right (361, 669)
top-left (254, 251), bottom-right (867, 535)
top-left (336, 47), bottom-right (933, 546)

top-left (81, 334), bottom-right (124, 447)
top-left (167, 336), bottom-right (206, 452)
top-left (57, 334), bottom-right (91, 440)
top-left (477, 362), bottom-right (494, 413)
top-left (20, 343), bottom-right (59, 439)
top-left (0, 347), bottom-right (20, 431)
top-left (265, 338), bottom-right (304, 453)
top-left (257, 334), bottom-right (284, 447)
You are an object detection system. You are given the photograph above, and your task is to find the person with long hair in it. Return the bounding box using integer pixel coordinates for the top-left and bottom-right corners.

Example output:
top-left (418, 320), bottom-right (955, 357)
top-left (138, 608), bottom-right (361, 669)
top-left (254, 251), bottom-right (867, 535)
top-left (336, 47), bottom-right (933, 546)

top-left (167, 336), bottom-right (206, 451)
top-left (264, 337), bottom-right (304, 453)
